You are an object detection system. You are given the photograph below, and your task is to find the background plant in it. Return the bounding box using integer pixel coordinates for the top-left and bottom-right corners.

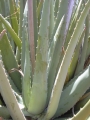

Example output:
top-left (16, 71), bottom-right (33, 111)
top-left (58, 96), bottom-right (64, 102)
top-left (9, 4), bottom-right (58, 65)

top-left (0, 0), bottom-right (90, 120)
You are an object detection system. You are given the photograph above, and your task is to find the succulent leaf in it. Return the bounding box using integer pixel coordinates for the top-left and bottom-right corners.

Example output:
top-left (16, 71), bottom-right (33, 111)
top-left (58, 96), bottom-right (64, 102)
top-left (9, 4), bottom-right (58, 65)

top-left (0, 14), bottom-right (21, 49)
top-left (54, 65), bottom-right (90, 117)
top-left (65, 28), bottom-right (85, 84)
top-left (0, 23), bottom-right (21, 92)
top-left (27, 0), bottom-right (51, 115)
top-left (22, 26), bottom-right (32, 110)
top-left (9, 0), bottom-right (18, 34)
top-left (0, 60), bottom-right (26, 120)
top-left (75, 14), bottom-right (89, 75)
top-left (45, 0), bottom-right (90, 119)
top-left (47, 0), bottom-right (70, 103)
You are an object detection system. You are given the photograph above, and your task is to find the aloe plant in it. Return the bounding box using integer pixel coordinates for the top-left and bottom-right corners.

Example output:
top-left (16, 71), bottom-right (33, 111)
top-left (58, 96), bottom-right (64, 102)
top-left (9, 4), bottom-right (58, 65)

top-left (0, 0), bottom-right (90, 120)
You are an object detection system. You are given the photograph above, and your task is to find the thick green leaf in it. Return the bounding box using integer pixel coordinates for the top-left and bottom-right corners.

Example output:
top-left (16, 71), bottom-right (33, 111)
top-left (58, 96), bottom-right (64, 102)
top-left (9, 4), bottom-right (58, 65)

top-left (9, 0), bottom-right (18, 34)
top-left (0, 24), bottom-right (21, 92)
top-left (54, 65), bottom-right (90, 117)
top-left (45, 1), bottom-right (90, 119)
top-left (27, 0), bottom-right (51, 114)
top-left (0, 14), bottom-right (21, 49)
